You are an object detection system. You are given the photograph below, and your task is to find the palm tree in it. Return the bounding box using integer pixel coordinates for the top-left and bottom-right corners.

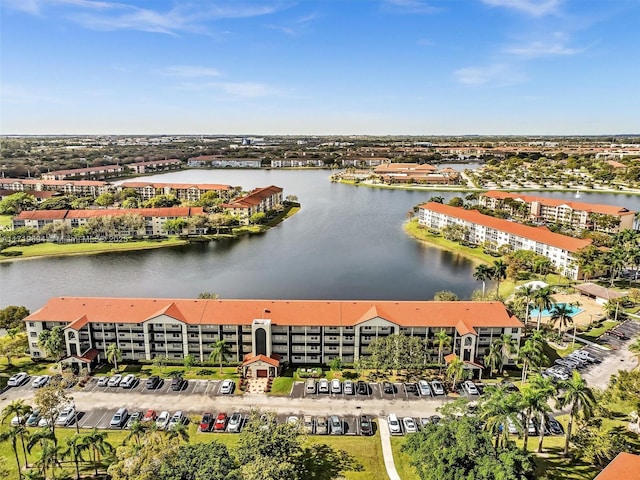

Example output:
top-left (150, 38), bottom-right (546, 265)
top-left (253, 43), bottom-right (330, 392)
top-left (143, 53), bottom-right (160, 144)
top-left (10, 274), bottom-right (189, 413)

top-left (0, 426), bottom-right (25, 480)
top-left (607, 246), bottom-right (628, 287)
top-left (35, 439), bottom-right (61, 480)
top-left (518, 330), bottom-right (547, 384)
top-left (434, 329), bottom-right (451, 368)
top-left (446, 356), bottom-right (465, 392)
top-left (549, 303), bottom-right (574, 339)
top-left (556, 370), bottom-right (596, 457)
top-left (61, 434), bottom-right (85, 480)
top-left (532, 286), bottom-right (555, 331)
top-left (515, 285), bottom-right (535, 332)
top-left (479, 385), bottom-right (522, 449)
top-left (81, 428), bottom-right (113, 475)
top-left (495, 333), bottom-right (517, 367)
top-left (209, 339), bottom-right (229, 374)
top-left (484, 342), bottom-right (502, 377)
top-left (473, 264), bottom-right (493, 297)
top-left (520, 376), bottom-right (553, 452)
top-left (528, 374), bottom-right (557, 453)
top-left (492, 259), bottom-right (508, 297)
top-left (1, 400), bottom-right (32, 469)
top-left (106, 343), bottom-right (122, 372)
top-left (165, 422), bottom-right (190, 443)
top-left (124, 419), bottom-right (147, 447)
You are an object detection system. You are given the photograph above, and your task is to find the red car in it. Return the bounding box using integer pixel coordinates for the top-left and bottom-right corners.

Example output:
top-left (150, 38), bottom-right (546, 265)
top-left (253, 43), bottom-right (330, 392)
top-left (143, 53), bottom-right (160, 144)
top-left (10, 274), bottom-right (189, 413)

top-left (142, 409), bottom-right (156, 423)
top-left (199, 412), bottom-right (214, 432)
top-left (214, 413), bottom-right (228, 431)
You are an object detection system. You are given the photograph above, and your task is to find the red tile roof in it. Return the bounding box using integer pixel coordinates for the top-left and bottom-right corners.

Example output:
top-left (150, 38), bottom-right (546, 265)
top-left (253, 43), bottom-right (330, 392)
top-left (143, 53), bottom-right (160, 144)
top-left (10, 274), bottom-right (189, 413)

top-left (14, 210), bottom-right (68, 220)
top-left (14, 207), bottom-right (204, 221)
top-left (242, 354), bottom-right (280, 367)
top-left (26, 297), bottom-right (523, 331)
top-left (224, 185), bottom-right (282, 209)
top-left (420, 202), bottom-right (592, 253)
top-left (482, 190), bottom-right (634, 217)
top-left (595, 452), bottom-right (640, 480)
top-left (120, 182), bottom-right (230, 191)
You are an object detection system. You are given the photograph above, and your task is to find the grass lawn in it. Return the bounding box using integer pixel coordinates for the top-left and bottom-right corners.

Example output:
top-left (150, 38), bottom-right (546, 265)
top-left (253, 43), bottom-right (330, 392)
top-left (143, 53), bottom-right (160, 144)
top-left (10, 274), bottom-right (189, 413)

top-left (268, 377), bottom-right (295, 395)
top-left (577, 320), bottom-right (618, 340)
top-left (0, 237), bottom-right (188, 260)
top-left (390, 436), bottom-right (420, 480)
top-left (0, 356), bottom-right (58, 388)
top-left (0, 215), bottom-right (12, 229)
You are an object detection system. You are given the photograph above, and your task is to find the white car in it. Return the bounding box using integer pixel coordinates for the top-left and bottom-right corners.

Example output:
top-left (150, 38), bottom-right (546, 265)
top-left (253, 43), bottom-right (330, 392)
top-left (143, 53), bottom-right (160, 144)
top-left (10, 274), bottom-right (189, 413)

top-left (227, 413), bottom-right (243, 433)
top-left (403, 417), bottom-right (418, 433)
top-left (120, 374), bottom-right (137, 389)
top-left (318, 379), bottom-right (330, 393)
top-left (168, 411), bottom-right (185, 429)
top-left (107, 374), bottom-right (123, 387)
top-left (330, 379), bottom-right (342, 394)
top-left (388, 414), bottom-right (402, 435)
top-left (287, 416), bottom-right (300, 425)
top-left (7, 372), bottom-right (30, 387)
top-left (11, 414), bottom-right (26, 426)
top-left (418, 380), bottom-right (432, 396)
top-left (463, 381), bottom-right (479, 396)
top-left (38, 416), bottom-right (52, 428)
top-left (220, 380), bottom-right (234, 394)
top-left (96, 376), bottom-right (109, 387)
top-left (55, 406), bottom-right (76, 426)
top-left (32, 375), bottom-right (51, 388)
top-left (431, 380), bottom-right (445, 395)
top-left (156, 411), bottom-right (170, 429)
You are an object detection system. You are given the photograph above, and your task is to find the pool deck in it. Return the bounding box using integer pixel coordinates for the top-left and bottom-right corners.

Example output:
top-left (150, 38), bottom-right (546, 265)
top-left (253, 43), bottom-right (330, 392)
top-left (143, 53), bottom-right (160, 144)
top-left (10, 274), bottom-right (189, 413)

top-left (528, 293), bottom-right (604, 327)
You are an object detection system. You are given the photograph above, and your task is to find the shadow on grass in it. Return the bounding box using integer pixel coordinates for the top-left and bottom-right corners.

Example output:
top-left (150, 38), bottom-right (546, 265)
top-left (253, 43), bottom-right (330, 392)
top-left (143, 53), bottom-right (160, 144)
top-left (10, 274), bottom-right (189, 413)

top-left (533, 446), bottom-right (598, 480)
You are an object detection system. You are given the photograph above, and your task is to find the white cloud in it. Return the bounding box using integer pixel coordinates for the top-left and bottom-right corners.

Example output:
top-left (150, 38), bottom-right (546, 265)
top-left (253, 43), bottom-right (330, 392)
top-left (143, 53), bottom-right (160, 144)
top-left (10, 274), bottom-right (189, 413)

top-left (481, 0), bottom-right (561, 16)
top-left (160, 65), bottom-right (221, 78)
top-left (174, 81), bottom-right (281, 98)
top-left (454, 64), bottom-right (526, 86)
top-left (383, 0), bottom-right (440, 14)
top-left (504, 33), bottom-right (583, 58)
top-left (266, 12), bottom-right (319, 37)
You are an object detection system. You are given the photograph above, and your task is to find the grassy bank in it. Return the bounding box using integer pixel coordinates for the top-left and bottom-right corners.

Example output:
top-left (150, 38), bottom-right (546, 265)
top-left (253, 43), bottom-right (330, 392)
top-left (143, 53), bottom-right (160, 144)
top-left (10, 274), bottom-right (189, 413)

top-left (0, 236), bottom-right (189, 261)
top-left (0, 215), bottom-right (12, 229)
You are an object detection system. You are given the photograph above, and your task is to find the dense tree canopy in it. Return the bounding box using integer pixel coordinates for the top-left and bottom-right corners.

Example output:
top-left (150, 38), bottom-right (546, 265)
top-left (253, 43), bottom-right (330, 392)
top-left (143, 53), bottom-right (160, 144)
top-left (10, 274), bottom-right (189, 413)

top-left (0, 305), bottom-right (30, 330)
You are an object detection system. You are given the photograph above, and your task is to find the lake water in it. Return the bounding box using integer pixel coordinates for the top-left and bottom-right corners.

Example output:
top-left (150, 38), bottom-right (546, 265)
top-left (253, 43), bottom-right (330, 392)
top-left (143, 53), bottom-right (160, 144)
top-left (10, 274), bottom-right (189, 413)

top-left (2, 169), bottom-right (640, 311)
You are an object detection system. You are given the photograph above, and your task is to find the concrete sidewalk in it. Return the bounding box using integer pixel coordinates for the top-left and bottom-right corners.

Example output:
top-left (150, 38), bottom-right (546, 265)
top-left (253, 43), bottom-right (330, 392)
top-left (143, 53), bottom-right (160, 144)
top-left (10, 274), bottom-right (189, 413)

top-left (378, 417), bottom-right (402, 480)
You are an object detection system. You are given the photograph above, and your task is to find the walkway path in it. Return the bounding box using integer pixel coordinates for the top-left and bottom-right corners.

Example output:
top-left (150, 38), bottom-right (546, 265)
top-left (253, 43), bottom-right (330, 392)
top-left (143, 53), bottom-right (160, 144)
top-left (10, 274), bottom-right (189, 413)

top-left (378, 417), bottom-right (402, 480)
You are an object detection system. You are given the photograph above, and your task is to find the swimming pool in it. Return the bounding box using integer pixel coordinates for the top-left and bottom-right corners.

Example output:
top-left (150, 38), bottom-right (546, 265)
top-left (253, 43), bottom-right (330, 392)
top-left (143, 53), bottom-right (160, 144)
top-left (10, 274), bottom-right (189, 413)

top-left (529, 303), bottom-right (583, 318)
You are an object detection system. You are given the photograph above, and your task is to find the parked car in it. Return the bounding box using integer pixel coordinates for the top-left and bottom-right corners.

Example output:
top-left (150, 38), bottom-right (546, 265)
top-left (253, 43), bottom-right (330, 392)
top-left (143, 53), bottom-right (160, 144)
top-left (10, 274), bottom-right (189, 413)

top-left (405, 383), bottom-right (419, 396)
top-left (499, 381), bottom-right (519, 393)
top-left (32, 375), bottom-right (50, 388)
top-left (382, 381), bottom-right (394, 394)
top-left (357, 380), bottom-right (368, 395)
top-left (316, 416), bottom-right (328, 435)
top-left (120, 374), bottom-right (138, 389)
top-left (155, 411), bottom-right (170, 429)
top-left (403, 417), bottom-right (418, 434)
top-left (11, 413), bottom-right (26, 426)
top-left (214, 413), bottom-right (228, 431)
top-left (24, 409), bottom-right (41, 427)
top-left (430, 415), bottom-right (442, 425)
top-left (303, 415), bottom-right (314, 434)
top-left (388, 413), bottom-right (402, 435)
top-left (55, 406), bottom-right (76, 426)
top-left (142, 409), bottom-right (156, 423)
top-left (431, 380), bottom-right (445, 396)
top-left (518, 413), bottom-right (536, 435)
top-left (7, 372), bottom-right (29, 387)
top-left (420, 417), bottom-right (431, 429)
top-left (343, 380), bottom-right (354, 395)
top-left (199, 412), bottom-right (214, 432)
top-left (330, 379), bottom-right (342, 394)
top-left (96, 376), bottom-right (109, 387)
top-left (605, 329), bottom-right (628, 340)
top-left (546, 415), bottom-right (564, 435)
top-left (171, 377), bottom-right (186, 391)
top-left (463, 381), bottom-right (479, 396)
top-left (220, 380), bottom-right (234, 395)
top-left (168, 411), bottom-right (186, 430)
top-left (287, 415), bottom-right (300, 425)
top-left (110, 408), bottom-right (128, 428)
top-left (506, 417), bottom-right (519, 435)
top-left (329, 415), bottom-right (342, 435)
top-left (107, 374), bottom-right (123, 387)
top-left (227, 412), bottom-right (243, 433)
top-left (318, 379), bottom-right (330, 394)
top-left (38, 416), bottom-right (52, 428)
top-left (126, 411), bottom-right (143, 429)
top-left (573, 350), bottom-right (599, 363)
top-left (359, 415), bottom-right (372, 436)
top-left (418, 380), bottom-right (432, 396)
top-left (145, 375), bottom-right (161, 390)
top-left (305, 378), bottom-right (316, 394)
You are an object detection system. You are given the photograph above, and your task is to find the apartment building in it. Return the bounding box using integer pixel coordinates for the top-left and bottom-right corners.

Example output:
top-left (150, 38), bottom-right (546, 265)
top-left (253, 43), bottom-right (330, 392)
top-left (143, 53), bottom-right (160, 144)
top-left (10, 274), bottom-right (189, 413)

top-left (419, 202), bottom-right (592, 279)
top-left (270, 159), bottom-right (325, 168)
top-left (0, 178), bottom-right (110, 197)
top-left (12, 206), bottom-right (205, 236)
top-left (222, 185), bottom-right (283, 224)
top-left (187, 156), bottom-right (262, 168)
top-left (374, 163), bottom-right (461, 185)
top-left (42, 165), bottom-right (125, 181)
top-left (25, 297), bottom-right (523, 374)
top-left (126, 159), bottom-right (182, 174)
top-left (479, 191), bottom-right (635, 233)
top-left (118, 182), bottom-right (232, 202)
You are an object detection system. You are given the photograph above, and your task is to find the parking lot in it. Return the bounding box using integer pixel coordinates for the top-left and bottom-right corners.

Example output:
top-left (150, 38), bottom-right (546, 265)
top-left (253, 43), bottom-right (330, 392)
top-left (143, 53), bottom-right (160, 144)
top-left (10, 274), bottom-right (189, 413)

top-left (80, 377), bottom-right (232, 396)
top-left (290, 381), bottom-right (449, 402)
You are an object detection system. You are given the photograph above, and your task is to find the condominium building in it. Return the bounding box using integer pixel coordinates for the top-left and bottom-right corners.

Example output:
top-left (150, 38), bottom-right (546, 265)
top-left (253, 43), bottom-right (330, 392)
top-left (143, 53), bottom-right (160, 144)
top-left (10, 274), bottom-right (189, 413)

top-left (118, 182), bottom-right (232, 202)
top-left (25, 297), bottom-right (523, 374)
top-left (479, 191), bottom-right (635, 233)
top-left (419, 202), bottom-right (592, 279)
top-left (187, 156), bottom-right (262, 168)
top-left (222, 185), bottom-right (283, 224)
top-left (0, 178), bottom-right (110, 197)
top-left (12, 206), bottom-right (205, 236)
top-left (126, 159), bottom-right (182, 174)
top-left (42, 165), bottom-right (125, 181)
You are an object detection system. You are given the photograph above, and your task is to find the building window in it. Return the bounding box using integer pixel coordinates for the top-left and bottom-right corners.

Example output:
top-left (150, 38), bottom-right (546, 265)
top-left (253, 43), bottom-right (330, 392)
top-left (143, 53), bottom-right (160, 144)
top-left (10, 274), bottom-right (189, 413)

top-left (31, 342), bottom-right (38, 348)
top-left (29, 322), bottom-right (35, 327)
top-left (30, 332), bottom-right (37, 337)
top-left (33, 351), bottom-right (40, 357)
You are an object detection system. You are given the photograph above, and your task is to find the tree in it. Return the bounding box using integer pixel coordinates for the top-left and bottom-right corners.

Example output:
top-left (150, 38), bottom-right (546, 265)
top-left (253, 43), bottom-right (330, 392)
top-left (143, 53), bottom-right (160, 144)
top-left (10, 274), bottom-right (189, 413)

top-left (197, 292), bottom-right (220, 299)
top-left (81, 428), bottom-right (113, 475)
top-left (427, 196), bottom-right (444, 204)
top-left (94, 192), bottom-right (115, 207)
top-left (447, 196), bottom-right (464, 207)
top-left (491, 259), bottom-right (508, 296)
top-left (473, 264), bottom-right (493, 297)
top-left (144, 194), bottom-right (180, 208)
top-left (61, 434), bottom-right (85, 480)
top-left (33, 382), bottom-right (69, 441)
top-left (37, 326), bottom-right (66, 371)
top-left (520, 375), bottom-right (552, 452)
top-left (528, 374), bottom-right (557, 453)
top-left (159, 441), bottom-right (239, 480)
top-left (514, 285), bottom-right (535, 332)
top-left (329, 357), bottom-right (343, 372)
top-left (433, 290), bottom-right (459, 301)
top-left (549, 303), bottom-right (575, 339)
top-left (403, 415), bottom-right (534, 480)
top-left (0, 192), bottom-right (36, 215)
top-left (494, 333), bottom-right (517, 371)
top-left (484, 342), bottom-right (502, 377)
top-left (166, 421), bottom-right (190, 443)
top-left (183, 354), bottom-right (196, 373)
top-left (162, 218), bottom-right (188, 235)
top-left (209, 339), bottom-right (229, 374)
top-left (109, 431), bottom-right (177, 480)
top-left (629, 337), bottom-right (640, 362)
top-left (556, 370), bottom-right (596, 457)
top-left (153, 355), bottom-right (168, 373)
top-left (479, 384), bottom-right (522, 449)
top-left (518, 330), bottom-right (547, 384)
top-left (0, 305), bottom-right (30, 330)
top-left (249, 212), bottom-right (266, 225)
top-left (446, 356), bottom-right (465, 392)
top-left (0, 332), bottom-right (28, 366)
top-left (532, 286), bottom-right (555, 331)
top-left (0, 426), bottom-right (26, 479)
top-left (124, 419), bottom-right (147, 447)
top-left (1, 400), bottom-right (32, 469)
top-left (106, 343), bottom-right (122, 372)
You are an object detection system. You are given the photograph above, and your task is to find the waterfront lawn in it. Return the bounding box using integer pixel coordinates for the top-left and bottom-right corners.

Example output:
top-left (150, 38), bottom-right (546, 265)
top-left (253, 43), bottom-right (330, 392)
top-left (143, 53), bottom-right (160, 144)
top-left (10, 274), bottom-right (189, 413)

top-left (0, 237), bottom-right (188, 259)
top-left (0, 214), bottom-right (12, 229)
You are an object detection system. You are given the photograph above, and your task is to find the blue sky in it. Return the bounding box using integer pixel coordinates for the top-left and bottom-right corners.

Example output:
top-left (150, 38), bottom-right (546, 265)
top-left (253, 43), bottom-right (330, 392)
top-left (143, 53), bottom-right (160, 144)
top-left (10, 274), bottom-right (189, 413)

top-left (1, 0), bottom-right (639, 135)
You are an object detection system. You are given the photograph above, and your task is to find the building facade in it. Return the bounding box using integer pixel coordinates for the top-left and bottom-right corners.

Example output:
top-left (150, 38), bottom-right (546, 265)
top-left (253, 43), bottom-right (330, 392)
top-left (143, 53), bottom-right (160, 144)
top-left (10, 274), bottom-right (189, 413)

top-left (479, 191), bottom-right (635, 233)
top-left (222, 185), bottom-right (283, 224)
top-left (42, 165), bottom-right (125, 181)
top-left (419, 202), bottom-right (592, 279)
top-left (0, 178), bottom-right (110, 197)
top-left (25, 297), bottom-right (523, 373)
top-left (118, 182), bottom-right (232, 202)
